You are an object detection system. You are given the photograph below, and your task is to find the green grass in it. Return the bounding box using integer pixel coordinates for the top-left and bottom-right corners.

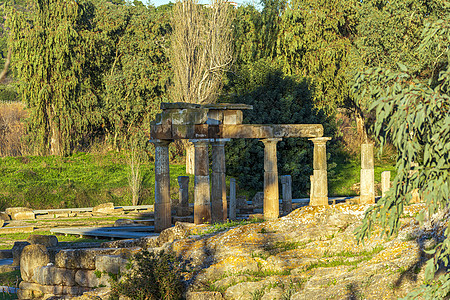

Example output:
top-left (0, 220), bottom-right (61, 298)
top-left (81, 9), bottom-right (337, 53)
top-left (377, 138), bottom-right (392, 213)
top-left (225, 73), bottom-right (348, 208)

top-left (0, 230), bottom-right (108, 249)
top-left (329, 151), bottom-right (397, 197)
top-left (198, 219), bottom-right (263, 236)
top-left (0, 270), bottom-right (20, 300)
top-left (306, 245), bottom-right (385, 271)
top-left (0, 152), bottom-right (193, 210)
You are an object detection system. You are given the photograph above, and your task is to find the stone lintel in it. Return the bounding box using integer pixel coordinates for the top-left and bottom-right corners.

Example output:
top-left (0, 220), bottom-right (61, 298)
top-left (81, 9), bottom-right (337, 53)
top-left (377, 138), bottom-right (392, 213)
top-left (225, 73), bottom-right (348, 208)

top-left (150, 124), bottom-right (324, 140)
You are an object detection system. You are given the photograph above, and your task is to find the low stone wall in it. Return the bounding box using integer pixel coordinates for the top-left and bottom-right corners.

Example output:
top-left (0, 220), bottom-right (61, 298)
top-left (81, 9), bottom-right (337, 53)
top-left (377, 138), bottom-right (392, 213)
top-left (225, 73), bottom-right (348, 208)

top-left (17, 242), bottom-right (140, 299)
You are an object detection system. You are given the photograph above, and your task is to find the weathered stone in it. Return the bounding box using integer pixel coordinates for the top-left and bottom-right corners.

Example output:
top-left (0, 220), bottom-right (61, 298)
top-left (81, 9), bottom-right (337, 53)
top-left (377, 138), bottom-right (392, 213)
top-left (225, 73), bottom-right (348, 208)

top-left (360, 143), bottom-right (375, 204)
top-left (252, 192), bottom-right (264, 208)
top-left (309, 137), bottom-right (331, 206)
top-left (161, 108), bottom-right (208, 125)
top-left (32, 266), bottom-right (76, 286)
top-left (261, 138), bottom-right (282, 220)
top-left (114, 219), bottom-right (136, 227)
top-left (92, 202), bottom-right (114, 214)
top-left (222, 110), bottom-right (243, 125)
top-left (27, 235), bottom-right (58, 248)
top-left (0, 211), bottom-right (10, 221)
top-left (381, 171), bottom-right (391, 197)
top-left (187, 291), bottom-right (224, 300)
top-left (6, 207), bottom-right (35, 220)
top-left (177, 176), bottom-right (190, 217)
top-left (186, 142), bottom-right (195, 175)
top-left (20, 244), bottom-right (51, 282)
top-left (95, 255), bottom-right (128, 275)
top-left (75, 269), bottom-right (111, 288)
top-left (158, 222), bottom-right (192, 245)
top-left (229, 178), bottom-right (236, 220)
top-left (152, 139), bottom-right (172, 232)
top-left (19, 281), bottom-right (90, 296)
top-left (211, 139), bottom-right (228, 223)
top-left (261, 287), bottom-right (284, 300)
top-left (55, 247), bottom-right (140, 270)
top-left (224, 281), bottom-right (266, 300)
top-left (0, 219), bottom-right (3, 228)
top-left (12, 241), bottom-right (30, 266)
top-left (192, 139), bottom-right (211, 224)
top-left (280, 175), bottom-right (292, 214)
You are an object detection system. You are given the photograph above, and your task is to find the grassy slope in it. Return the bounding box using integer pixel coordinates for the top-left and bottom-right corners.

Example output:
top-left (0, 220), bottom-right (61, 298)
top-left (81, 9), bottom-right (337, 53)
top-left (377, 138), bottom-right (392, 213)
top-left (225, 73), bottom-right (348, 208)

top-left (0, 152), bottom-right (194, 210)
top-left (0, 148), bottom-right (397, 210)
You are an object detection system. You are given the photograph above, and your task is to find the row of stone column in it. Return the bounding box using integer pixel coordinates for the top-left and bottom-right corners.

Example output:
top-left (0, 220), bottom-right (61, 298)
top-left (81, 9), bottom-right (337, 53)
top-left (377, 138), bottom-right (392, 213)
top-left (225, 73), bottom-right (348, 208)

top-left (152, 136), bottom-right (332, 232)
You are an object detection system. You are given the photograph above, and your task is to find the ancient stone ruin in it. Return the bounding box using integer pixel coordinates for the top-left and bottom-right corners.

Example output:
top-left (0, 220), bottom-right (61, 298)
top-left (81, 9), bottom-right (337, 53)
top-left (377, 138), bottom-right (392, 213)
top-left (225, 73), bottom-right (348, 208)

top-left (150, 102), bottom-right (332, 232)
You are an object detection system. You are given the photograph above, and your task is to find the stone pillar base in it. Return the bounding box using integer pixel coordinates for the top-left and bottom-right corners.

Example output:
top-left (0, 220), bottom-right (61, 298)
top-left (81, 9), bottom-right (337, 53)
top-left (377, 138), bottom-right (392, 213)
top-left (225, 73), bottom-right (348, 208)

top-left (194, 204), bottom-right (212, 224)
top-left (310, 196), bottom-right (328, 206)
top-left (359, 195), bottom-right (375, 204)
top-left (154, 202), bottom-right (172, 232)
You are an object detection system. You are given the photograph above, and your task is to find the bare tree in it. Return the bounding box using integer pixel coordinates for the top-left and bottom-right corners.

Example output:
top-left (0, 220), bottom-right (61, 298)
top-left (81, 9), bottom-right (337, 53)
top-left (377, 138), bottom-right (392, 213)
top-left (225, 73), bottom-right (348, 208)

top-left (171, 0), bottom-right (234, 173)
top-left (171, 0), bottom-right (234, 104)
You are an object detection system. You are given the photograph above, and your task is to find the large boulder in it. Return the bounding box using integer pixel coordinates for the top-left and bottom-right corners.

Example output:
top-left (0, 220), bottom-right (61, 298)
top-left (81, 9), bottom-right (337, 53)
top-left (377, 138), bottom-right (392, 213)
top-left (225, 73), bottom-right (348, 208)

top-left (5, 207), bottom-right (35, 220)
top-left (92, 203), bottom-right (115, 215)
top-left (27, 235), bottom-right (58, 248)
top-left (20, 244), bottom-right (51, 282)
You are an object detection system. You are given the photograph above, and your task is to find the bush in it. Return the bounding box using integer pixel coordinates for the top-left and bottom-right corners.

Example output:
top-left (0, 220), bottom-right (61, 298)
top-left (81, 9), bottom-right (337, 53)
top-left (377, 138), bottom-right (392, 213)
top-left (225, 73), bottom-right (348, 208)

top-left (110, 250), bottom-right (184, 300)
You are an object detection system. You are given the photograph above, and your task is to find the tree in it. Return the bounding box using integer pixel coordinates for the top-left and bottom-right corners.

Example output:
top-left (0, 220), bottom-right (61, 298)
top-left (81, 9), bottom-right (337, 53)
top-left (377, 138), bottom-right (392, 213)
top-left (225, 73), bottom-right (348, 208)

top-left (170, 0), bottom-right (234, 104)
top-left (95, 1), bottom-right (172, 150)
top-left (354, 12), bottom-right (450, 298)
top-left (8, 0), bottom-right (102, 156)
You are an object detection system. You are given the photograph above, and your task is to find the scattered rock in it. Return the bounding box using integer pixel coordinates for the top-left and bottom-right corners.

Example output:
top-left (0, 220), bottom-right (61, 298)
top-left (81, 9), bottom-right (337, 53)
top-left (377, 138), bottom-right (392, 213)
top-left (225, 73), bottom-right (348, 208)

top-left (0, 212), bottom-right (10, 221)
top-left (5, 207), bottom-right (35, 220)
top-left (92, 202), bottom-right (115, 215)
top-left (20, 244), bottom-right (51, 282)
top-left (114, 219), bottom-right (136, 227)
top-left (252, 192), bottom-right (264, 208)
top-left (12, 241), bottom-right (31, 266)
top-left (27, 234), bottom-right (58, 247)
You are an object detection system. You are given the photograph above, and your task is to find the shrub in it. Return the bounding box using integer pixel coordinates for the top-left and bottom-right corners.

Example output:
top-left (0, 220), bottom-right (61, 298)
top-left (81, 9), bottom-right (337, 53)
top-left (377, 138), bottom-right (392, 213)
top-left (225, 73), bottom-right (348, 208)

top-left (110, 250), bottom-right (184, 300)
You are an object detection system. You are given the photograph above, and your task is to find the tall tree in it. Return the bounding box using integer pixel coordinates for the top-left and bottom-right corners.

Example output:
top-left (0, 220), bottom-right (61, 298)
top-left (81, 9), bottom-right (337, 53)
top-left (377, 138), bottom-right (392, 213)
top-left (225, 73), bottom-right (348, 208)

top-left (95, 1), bottom-right (172, 150)
top-left (8, 0), bottom-right (101, 156)
top-left (170, 0), bottom-right (234, 104)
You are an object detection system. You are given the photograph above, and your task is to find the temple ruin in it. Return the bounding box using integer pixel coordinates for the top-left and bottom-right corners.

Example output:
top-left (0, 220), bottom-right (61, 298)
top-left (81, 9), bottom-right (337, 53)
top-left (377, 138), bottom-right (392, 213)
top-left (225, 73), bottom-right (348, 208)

top-left (150, 102), bottom-right (331, 232)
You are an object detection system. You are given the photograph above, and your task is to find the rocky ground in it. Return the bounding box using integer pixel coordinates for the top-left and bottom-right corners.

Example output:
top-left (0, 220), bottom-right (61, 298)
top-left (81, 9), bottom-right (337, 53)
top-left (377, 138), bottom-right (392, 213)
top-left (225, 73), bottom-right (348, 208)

top-left (152, 203), bottom-right (446, 300)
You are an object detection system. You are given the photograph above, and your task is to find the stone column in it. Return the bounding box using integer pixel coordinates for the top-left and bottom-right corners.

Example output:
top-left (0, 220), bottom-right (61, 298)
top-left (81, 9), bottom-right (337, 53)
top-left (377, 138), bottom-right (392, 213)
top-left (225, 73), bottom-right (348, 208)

top-left (151, 139), bottom-right (172, 232)
top-left (261, 138), bottom-right (282, 220)
top-left (211, 139), bottom-right (230, 223)
top-left (309, 137), bottom-right (332, 206)
top-left (360, 143), bottom-right (375, 204)
top-left (177, 176), bottom-right (190, 216)
top-left (381, 171), bottom-right (391, 198)
top-left (229, 178), bottom-right (236, 220)
top-left (280, 175), bottom-right (292, 214)
top-left (185, 142), bottom-right (195, 175)
top-left (191, 139), bottom-right (211, 224)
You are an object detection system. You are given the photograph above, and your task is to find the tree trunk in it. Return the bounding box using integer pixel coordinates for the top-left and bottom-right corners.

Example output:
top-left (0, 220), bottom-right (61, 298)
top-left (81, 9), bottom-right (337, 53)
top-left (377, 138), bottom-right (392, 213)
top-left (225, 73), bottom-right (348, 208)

top-left (355, 110), bottom-right (368, 144)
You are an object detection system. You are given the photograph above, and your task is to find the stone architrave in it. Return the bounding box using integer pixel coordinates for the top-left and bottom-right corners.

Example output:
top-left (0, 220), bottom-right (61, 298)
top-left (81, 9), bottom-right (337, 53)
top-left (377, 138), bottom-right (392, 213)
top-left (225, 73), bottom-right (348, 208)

top-left (151, 139), bottom-right (172, 232)
top-left (177, 176), bottom-right (190, 216)
top-left (211, 139), bottom-right (230, 223)
top-left (280, 175), bottom-right (292, 214)
top-left (191, 139), bottom-right (212, 224)
top-left (260, 138), bottom-right (282, 220)
top-left (229, 178), bottom-right (236, 220)
top-left (309, 137), bottom-right (332, 206)
top-left (360, 143), bottom-right (375, 204)
top-left (381, 171), bottom-right (391, 198)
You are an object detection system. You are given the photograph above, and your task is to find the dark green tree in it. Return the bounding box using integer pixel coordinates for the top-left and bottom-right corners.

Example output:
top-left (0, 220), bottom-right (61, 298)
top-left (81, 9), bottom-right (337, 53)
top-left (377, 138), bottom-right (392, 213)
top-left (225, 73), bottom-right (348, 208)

top-left (8, 0), bottom-right (102, 155)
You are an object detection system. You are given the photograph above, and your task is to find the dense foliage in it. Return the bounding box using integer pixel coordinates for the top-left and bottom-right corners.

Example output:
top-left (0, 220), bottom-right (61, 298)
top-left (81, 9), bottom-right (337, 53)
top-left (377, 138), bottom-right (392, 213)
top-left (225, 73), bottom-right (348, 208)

top-left (7, 0), bottom-right (171, 155)
top-left (354, 10), bottom-right (450, 299)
